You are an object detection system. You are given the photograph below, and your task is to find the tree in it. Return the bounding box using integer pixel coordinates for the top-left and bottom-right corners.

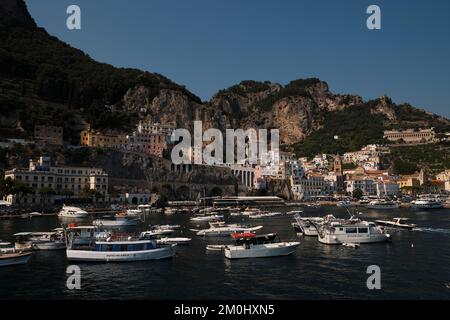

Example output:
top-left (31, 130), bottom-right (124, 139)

top-left (38, 187), bottom-right (56, 204)
top-left (352, 188), bottom-right (363, 200)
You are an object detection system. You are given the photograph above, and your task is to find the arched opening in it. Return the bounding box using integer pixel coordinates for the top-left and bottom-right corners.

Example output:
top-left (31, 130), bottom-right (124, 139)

top-left (131, 197), bottom-right (138, 205)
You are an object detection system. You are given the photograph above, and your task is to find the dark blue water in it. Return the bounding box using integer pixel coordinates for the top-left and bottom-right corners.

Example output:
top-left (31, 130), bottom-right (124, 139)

top-left (1, 207), bottom-right (450, 299)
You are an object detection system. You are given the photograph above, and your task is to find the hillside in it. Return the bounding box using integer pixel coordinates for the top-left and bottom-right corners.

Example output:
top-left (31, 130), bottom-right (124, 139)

top-left (1, 0), bottom-right (450, 172)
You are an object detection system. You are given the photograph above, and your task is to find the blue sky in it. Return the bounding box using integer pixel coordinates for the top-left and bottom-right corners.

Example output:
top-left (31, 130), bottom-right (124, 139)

top-left (25, 0), bottom-right (450, 117)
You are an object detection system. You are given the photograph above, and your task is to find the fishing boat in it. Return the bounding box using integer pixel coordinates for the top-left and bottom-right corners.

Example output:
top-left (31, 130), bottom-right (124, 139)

top-left (61, 225), bottom-right (106, 246)
top-left (0, 252), bottom-right (32, 267)
top-left (196, 224), bottom-right (263, 237)
top-left (318, 220), bottom-right (391, 244)
top-left (375, 217), bottom-right (417, 230)
top-left (58, 205), bottom-right (89, 218)
top-left (224, 233), bottom-right (300, 259)
top-left (366, 199), bottom-right (398, 209)
top-left (190, 214), bottom-right (224, 222)
top-left (92, 215), bottom-right (140, 228)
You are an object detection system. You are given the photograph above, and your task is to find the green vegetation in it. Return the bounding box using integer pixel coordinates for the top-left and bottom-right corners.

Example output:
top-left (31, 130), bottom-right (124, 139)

top-left (0, 177), bottom-right (33, 197)
top-left (0, 8), bottom-right (200, 139)
top-left (389, 142), bottom-right (450, 174)
top-left (390, 104), bottom-right (450, 132)
top-left (291, 103), bottom-right (386, 157)
top-left (342, 163), bottom-right (357, 170)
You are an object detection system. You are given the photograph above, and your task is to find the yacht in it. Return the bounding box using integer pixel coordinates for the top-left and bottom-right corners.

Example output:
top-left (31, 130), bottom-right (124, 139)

top-left (366, 199), bottom-right (398, 209)
top-left (318, 220), bottom-right (391, 244)
top-left (58, 205), bottom-right (89, 218)
top-left (92, 215), bottom-right (140, 228)
top-left (196, 224), bottom-right (263, 237)
top-left (224, 233), bottom-right (300, 259)
top-left (411, 197), bottom-right (443, 210)
top-left (375, 218), bottom-right (417, 230)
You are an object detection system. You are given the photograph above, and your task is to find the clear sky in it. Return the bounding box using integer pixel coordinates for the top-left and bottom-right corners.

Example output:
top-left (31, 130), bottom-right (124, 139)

top-left (25, 0), bottom-right (450, 117)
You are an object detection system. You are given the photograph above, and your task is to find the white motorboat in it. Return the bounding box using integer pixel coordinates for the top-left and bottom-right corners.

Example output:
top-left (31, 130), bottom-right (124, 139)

top-left (125, 209), bottom-right (142, 216)
top-left (196, 225), bottom-right (263, 237)
top-left (66, 238), bottom-right (176, 262)
top-left (411, 197), bottom-right (443, 210)
top-left (206, 244), bottom-right (226, 251)
top-left (0, 252), bottom-right (32, 267)
top-left (0, 241), bottom-right (15, 253)
top-left (224, 233), bottom-right (300, 259)
top-left (58, 205), bottom-right (89, 218)
top-left (241, 207), bottom-right (264, 216)
top-left (375, 218), bottom-right (417, 230)
top-left (292, 215), bottom-right (323, 236)
top-left (318, 220), bottom-right (391, 244)
top-left (93, 215), bottom-right (140, 228)
top-left (29, 212), bottom-right (44, 217)
top-left (286, 210), bottom-right (303, 215)
top-left (366, 199), bottom-right (398, 209)
top-left (140, 229), bottom-right (174, 238)
top-left (248, 212), bottom-right (282, 219)
top-left (157, 237), bottom-right (192, 245)
top-left (190, 214), bottom-right (224, 222)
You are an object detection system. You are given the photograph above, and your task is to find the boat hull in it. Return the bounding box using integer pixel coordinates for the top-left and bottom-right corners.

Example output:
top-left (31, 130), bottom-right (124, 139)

top-left (0, 253), bottom-right (32, 267)
top-left (318, 234), bottom-right (390, 244)
top-left (66, 245), bottom-right (176, 262)
top-left (224, 242), bottom-right (300, 259)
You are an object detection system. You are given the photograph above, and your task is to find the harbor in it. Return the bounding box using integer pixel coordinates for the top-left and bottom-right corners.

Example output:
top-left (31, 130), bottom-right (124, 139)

top-left (1, 205), bottom-right (450, 299)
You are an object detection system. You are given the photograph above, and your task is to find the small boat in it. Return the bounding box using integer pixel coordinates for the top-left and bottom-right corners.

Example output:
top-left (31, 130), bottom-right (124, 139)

top-left (93, 215), bottom-right (140, 228)
top-left (157, 237), bottom-right (191, 245)
top-left (196, 225), bottom-right (263, 237)
top-left (224, 233), bottom-right (300, 259)
top-left (248, 212), bottom-right (282, 219)
top-left (0, 241), bottom-right (15, 253)
top-left (206, 245), bottom-right (226, 251)
top-left (0, 252), bottom-right (32, 267)
top-left (366, 199), bottom-right (398, 210)
top-left (375, 218), bottom-right (417, 230)
top-left (58, 205), bottom-right (89, 218)
top-left (125, 209), bottom-right (142, 216)
top-left (230, 211), bottom-right (243, 216)
top-left (190, 214), bottom-right (224, 222)
top-left (286, 210), bottom-right (303, 215)
top-left (153, 224), bottom-right (181, 230)
top-left (29, 212), bottom-right (44, 217)
top-left (342, 242), bottom-right (360, 248)
top-left (29, 232), bottom-right (66, 250)
top-left (140, 229), bottom-right (174, 238)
